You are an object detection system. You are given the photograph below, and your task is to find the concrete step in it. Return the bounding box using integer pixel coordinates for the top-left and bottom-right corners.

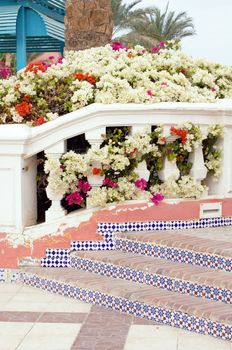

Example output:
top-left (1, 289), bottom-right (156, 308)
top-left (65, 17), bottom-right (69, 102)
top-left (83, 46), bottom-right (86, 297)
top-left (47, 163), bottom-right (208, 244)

top-left (70, 250), bottom-right (232, 304)
top-left (20, 266), bottom-right (232, 341)
top-left (116, 228), bottom-right (232, 272)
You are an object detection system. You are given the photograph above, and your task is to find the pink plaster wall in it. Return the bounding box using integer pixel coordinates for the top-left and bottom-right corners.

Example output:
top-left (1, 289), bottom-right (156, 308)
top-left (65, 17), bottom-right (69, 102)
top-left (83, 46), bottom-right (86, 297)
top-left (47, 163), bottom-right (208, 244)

top-left (1, 198), bottom-right (232, 268)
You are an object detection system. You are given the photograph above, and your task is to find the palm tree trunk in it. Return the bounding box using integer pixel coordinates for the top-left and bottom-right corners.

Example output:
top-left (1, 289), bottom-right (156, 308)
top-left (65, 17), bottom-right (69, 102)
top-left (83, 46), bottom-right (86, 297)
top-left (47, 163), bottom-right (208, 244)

top-left (65, 0), bottom-right (113, 51)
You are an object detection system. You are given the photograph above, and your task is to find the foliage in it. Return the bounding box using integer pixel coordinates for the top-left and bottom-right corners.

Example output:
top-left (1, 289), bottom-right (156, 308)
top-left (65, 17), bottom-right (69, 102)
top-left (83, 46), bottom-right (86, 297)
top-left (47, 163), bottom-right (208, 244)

top-left (1, 43), bottom-right (232, 125)
top-left (44, 123), bottom-right (223, 207)
top-left (113, 2), bottom-right (195, 47)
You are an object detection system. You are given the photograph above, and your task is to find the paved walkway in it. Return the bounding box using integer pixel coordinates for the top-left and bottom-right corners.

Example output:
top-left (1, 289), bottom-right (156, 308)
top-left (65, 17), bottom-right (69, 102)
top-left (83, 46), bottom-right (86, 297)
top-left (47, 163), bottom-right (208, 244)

top-left (0, 283), bottom-right (231, 350)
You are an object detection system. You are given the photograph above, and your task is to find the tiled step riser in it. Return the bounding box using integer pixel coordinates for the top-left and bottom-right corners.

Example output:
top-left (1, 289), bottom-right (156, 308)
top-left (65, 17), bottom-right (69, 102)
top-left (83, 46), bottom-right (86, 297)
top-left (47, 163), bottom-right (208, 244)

top-left (45, 249), bottom-right (70, 259)
top-left (70, 256), bottom-right (232, 305)
top-left (40, 241), bottom-right (115, 268)
top-left (98, 217), bottom-right (232, 235)
top-left (116, 238), bottom-right (232, 272)
top-left (20, 271), bottom-right (232, 341)
top-left (70, 239), bottom-right (115, 251)
top-left (41, 257), bottom-right (70, 268)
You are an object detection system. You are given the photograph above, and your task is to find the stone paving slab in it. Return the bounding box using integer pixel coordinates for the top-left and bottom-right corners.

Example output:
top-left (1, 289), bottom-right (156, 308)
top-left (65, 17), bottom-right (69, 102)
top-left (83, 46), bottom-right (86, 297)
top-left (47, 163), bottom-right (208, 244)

top-left (0, 284), bottom-right (231, 350)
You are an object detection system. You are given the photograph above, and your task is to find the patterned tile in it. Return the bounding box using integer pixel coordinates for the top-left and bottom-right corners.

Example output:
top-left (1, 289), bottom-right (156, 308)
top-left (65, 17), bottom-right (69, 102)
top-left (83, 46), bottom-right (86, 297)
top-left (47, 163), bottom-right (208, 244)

top-left (98, 217), bottom-right (232, 235)
top-left (70, 240), bottom-right (115, 251)
top-left (20, 271), bottom-right (232, 341)
top-left (70, 255), bottom-right (232, 305)
top-left (116, 238), bottom-right (232, 272)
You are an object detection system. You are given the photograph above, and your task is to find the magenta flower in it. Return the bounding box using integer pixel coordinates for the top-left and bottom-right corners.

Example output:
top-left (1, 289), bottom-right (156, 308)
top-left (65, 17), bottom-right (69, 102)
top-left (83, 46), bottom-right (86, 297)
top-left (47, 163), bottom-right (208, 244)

top-left (150, 193), bottom-right (164, 205)
top-left (135, 178), bottom-right (147, 190)
top-left (151, 46), bottom-right (160, 53)
top-left (65, 191), bottom-right (83, 206)
top-left (147, 89), bottom-right (153, 97)
top-left (78, 179), bottom-right (91, 193)
top-left (102, 178), bottom-right (118, 188)
top-left (159, 41), bottom-right (165, 47)
top-left (111, 42), bottom-right (125, 51)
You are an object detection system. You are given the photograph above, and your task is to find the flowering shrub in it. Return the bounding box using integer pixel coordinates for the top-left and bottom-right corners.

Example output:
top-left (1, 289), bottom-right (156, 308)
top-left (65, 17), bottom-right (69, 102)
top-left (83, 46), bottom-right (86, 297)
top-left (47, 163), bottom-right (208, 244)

top-left (1, 42), bottom-right (232, 125)
top-left (44, 122), bottom-right (223, 207)
top-left (0, 61), bottom-right (12, 79)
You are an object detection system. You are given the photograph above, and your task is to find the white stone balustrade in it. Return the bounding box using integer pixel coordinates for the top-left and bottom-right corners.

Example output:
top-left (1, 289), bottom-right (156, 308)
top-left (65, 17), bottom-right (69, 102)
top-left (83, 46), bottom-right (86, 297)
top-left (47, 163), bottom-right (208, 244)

top-left (85, 127), bottom-right (106, 188)
top-left (45, 141), bottom-right (67, 222)
top-left (0, 101), bottom-right (232, 234)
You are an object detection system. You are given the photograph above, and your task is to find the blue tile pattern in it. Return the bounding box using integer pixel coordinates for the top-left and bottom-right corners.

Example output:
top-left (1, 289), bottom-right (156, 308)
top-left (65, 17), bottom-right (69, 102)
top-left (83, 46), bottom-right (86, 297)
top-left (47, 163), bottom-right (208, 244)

top-left (116, 238), bottom-right (232, 272)
top-left (20, 271), bottom-right (232, 341)
top-left (70, 256), bottom-right (232, 305)
top-left (0, 269), bottom-right (20, 283)
top-left (40, 240), bottom-right (115, 268)
top-left (70, 239), bottom-right (115, 251)
top-left (98, 217), bottom-right (232, 235)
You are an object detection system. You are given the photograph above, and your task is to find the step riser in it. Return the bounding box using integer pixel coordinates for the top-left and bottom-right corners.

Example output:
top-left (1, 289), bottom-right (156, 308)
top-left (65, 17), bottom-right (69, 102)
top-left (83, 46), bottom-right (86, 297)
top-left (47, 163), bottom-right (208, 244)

top-left (41, 257), bottom-right (70, 268)
top-left (98, 218), bottom-right (232, 234)
top-left (70, 256), bottom-right (232, 305)
top-left (70, 239), bottom-right (115, 251)
top-left (20, 271), bottom-right (232, 341)
top-left (116, 238), bottom-right (232, 272)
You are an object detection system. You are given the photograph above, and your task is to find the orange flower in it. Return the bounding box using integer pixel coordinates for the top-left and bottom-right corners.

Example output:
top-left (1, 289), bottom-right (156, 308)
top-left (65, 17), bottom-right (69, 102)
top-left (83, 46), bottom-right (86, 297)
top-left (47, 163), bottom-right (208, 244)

top-left (15, 101), bottom-right (32, 116)
top-left (33, 115), bottom-right (46, 126)
top-left (25, 62), bottom-right (47, 73)
top-left (74, 72), bottom-right (96, 85)
top-left (92, 167), bottom-right (101, 175)
top-left (170, 126), bottom-right (187, 144)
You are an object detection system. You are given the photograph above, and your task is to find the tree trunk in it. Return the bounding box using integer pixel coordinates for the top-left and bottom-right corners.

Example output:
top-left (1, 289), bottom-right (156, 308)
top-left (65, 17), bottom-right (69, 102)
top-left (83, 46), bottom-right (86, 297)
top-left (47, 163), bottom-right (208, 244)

top-left (65, 0), bottom-right (113, 51)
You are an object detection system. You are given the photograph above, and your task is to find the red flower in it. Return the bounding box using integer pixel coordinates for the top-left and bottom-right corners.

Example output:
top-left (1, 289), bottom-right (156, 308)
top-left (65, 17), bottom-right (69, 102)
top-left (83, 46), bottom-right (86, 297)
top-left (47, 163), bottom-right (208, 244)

top-left (33, 115), bottom-right (46, 126)
top-left (170, 126), bottom-right (187, 144)
top-left (22, 95), bottom-right (31, 102)
top-left (74, 72), bottom-right (96, 85)
top-left (15, 101), bottom-right (32, 116)
top-left (92, 167), bottom-right (101, 175)
top-left (25, 62), bottom-right (47, 73)
top-left (181, 69), bottom-right (187, 76)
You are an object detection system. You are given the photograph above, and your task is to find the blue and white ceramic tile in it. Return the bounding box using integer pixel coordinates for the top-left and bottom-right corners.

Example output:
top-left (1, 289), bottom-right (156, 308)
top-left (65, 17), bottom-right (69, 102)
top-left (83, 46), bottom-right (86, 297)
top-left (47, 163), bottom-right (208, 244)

top-left (70, 255), bottom-right (232, 305)
top-left (116, 238), bottom-right (232, 272)
top-left (20, 271), bottom-right (232, 341)
top-left (98, 217), bottom-right (232, 235)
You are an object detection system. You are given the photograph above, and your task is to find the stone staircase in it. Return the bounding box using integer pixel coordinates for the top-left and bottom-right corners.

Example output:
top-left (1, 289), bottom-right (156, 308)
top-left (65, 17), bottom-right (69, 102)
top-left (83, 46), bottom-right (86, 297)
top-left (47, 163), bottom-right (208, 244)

top-left (19, 222), bottom-right (232, 342)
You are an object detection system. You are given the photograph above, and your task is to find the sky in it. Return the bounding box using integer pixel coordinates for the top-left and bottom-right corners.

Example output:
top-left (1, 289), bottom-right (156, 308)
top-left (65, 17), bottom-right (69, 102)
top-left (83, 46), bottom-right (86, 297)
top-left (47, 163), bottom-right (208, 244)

top-left (131, 0), bottom-right (232, 66)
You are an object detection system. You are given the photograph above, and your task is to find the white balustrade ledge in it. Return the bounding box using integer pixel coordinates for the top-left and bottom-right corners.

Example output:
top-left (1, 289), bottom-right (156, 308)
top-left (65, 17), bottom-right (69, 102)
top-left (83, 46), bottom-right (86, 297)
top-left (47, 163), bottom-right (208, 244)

top-left (0, 101), bottom-right (232, 235)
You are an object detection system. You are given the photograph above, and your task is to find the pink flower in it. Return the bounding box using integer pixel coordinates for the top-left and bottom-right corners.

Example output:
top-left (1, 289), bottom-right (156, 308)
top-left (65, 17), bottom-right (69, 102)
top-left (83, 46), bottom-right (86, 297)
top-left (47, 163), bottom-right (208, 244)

top-left (150, 193), bottom-right (164, 205)
top-left (135, 178), bottom-right (147, 190)
top-left (147, 89), bottom-right (153, 97)
top-left (65, 191), bottom-right (83, 206)
top-left (78, 179), bottom-right (91, 193)
top-left (102, 178), bottom-right (118, 188)
top-left (111, 42), bottom-right (125, 51)
top-left (151, 46), bottom-right (160, 53)
top-left (211, 87), bottom-right (216, 92)
top-left (159, 41), bottom-right (165, 47)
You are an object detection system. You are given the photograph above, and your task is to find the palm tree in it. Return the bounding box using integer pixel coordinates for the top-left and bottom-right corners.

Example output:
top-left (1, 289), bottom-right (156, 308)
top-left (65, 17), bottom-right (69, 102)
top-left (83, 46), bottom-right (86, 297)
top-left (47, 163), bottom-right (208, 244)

top-left (115, 3), bottom-right (195, 47)
top-left (111, 0), bottom-right (151, 38)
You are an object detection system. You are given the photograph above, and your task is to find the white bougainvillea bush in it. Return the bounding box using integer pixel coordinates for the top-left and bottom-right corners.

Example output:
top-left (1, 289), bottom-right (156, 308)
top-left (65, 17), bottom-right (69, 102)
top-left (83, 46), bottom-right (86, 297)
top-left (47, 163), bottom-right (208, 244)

top-left (1, 41), bottom-right (232, 125)
top-left (44, 123), bottom-right (223, 207)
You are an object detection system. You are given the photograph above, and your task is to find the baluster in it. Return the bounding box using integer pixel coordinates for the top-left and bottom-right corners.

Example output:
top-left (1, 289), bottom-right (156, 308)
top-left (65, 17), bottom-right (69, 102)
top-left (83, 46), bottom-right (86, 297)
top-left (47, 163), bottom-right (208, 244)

top-left (188, 128), bottom-right (208, 194)
top-left (158, 127), bottom-right (180, 182)
top-left (45, 141), bottom-right (67, 222)
top-left (85, 127), bottom-right (106, 187)
top-left (131, 125), bottom-right (151, 181)
top-left (158, 156), bottom-right (180, 182)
